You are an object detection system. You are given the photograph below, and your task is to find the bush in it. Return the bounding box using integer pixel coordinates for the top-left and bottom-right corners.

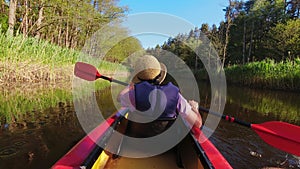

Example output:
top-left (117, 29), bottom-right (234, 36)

top-left (0, 14), bottom-right (8, 33)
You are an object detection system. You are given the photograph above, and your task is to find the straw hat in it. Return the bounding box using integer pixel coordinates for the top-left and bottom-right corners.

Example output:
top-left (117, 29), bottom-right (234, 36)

top-left (132, 55), bottom-right (167, 84)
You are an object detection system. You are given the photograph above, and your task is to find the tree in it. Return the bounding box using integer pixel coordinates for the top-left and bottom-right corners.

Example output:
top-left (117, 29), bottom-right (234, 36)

top-left (7, 0), bottom-right (17, 36)
top-left (269, 19), bottom-right (300, 60)
top-left (34, 0), bottom-right (45, 39)
top-left (208, 24), bottom-right (223, 60)
top-left (105, 36), bottom-right (143, 63)
top-left (3, 0), bottom-right (127, 49)
top-left (21, 0), bottom-right (29, 36)
top-left (221, 0), bottom-right (235, 68)
top-left (200, 23), bottom-right (209, 35)
top-left (221, 0), bottom-right (295, 64)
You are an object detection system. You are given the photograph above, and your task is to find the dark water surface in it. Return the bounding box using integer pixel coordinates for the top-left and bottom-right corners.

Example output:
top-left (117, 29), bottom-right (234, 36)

top-left (0, 85), bottom-right (299, 169)
top-left (204, 85), bottom-right (300, 169)
top-left (0, 102), bottom-right (85, 169)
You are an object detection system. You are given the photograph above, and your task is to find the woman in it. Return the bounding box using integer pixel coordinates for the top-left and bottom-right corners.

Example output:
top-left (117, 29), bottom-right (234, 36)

top-left (118, 55), bottom-right (202, 137)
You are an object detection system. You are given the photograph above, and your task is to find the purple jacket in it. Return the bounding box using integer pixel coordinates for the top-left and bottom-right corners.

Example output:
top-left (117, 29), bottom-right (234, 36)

top-left (133, 81), bottom-right (179, 118)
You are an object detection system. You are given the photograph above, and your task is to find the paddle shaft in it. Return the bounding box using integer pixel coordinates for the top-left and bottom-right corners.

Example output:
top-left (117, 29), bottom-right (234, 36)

top-left (198, 107), bottom-right (251, 128)
top-left (100, 75), bottom-right (128, 86)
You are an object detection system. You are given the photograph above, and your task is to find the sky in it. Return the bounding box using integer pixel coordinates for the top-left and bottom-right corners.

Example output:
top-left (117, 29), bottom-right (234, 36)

top-left (118, 0), bottom-right (229, 48)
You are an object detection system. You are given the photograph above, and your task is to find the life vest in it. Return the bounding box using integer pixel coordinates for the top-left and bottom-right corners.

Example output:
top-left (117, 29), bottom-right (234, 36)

top-left (133, 81), bottom-right (179, 118)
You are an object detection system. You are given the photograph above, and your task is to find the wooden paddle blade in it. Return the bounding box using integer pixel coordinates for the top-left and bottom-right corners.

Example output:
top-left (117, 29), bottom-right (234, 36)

top-left (74, 62), bottom-right (101, 81)
top-left (252, 121), bottom-right (300, 156)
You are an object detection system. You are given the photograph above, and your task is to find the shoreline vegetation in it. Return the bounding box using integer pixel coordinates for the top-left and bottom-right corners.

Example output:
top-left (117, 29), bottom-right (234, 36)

top-left (195, 58), bottom-right (300, 92)
top-left (0, 34), bottom-right (127, 125)
top-left (225, 59), bottom-right (300, 92)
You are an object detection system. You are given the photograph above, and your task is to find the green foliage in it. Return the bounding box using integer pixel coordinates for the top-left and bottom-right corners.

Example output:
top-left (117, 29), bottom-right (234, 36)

top-left (105, 36), bottom-right (143, 63)
top-left (0, 33), bottom-right (78, 65)
top-left (0, 32), bottom-right (128, 123)
top-left (154, 0), bottom-right (299, 69)
top-left (269, 19), bottom-right (300, 60)
top-left (0, 32), bottom-right (128, 74)
top-left (0, 14), bottom-right (8, 33)
top-left (3, 0), bottom-right (127, 49)
top-left (225, 58), bottom-right (300, 91)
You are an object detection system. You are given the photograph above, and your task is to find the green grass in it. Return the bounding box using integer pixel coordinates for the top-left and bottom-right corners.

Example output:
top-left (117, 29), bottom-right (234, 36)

top-left (225, 58), bottom-right (300, 91)
top-left (0, 33), bottom-right (129, 69)
top-left (195, 58), bottom-right (300, 92)
top-left (0, 33), bottom-right (129, 124)
top-left (0, 33), bottom-right (78, 65)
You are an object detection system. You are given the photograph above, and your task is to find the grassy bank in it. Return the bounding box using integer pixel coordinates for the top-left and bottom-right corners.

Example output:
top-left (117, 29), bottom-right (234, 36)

top-left (0, 34), bottom-right (128, 125)
top-left (195, 58), bottom-right (300, 92)
top-left (0, 33), bottom-right (78, 88)
top-left (225, 59), bottom-right (300, 91)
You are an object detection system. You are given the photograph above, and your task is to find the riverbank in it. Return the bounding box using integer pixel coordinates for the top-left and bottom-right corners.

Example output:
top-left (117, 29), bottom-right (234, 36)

top-left (0, 34), bottom-right (127, 126)
top-left (195, 58), bottom-right (300, 92)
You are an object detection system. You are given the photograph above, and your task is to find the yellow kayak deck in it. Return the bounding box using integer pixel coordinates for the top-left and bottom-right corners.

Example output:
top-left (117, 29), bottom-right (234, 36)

top-left (91, 118), bottom-right (204, 169)
top-left (104, 150), bottom-right (181, 169)
top-left (92, 136), bottom-right (204, 169)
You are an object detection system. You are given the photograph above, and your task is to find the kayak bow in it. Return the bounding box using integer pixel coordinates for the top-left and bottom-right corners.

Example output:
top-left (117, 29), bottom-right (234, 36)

top-left (52, 108), bottom-right (232, 169)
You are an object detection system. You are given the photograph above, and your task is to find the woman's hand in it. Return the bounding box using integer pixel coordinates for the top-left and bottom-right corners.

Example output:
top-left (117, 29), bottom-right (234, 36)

top-left (188, 100), bottom-right (199, 112)
top-left (188, 100), bottom-right (202, 128)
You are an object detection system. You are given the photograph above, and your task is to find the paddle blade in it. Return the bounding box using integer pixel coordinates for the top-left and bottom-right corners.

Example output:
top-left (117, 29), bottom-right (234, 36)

top-left (74, 62), bottom-right (101, 81)
top-left (252, 121), bottom-right (300, 156)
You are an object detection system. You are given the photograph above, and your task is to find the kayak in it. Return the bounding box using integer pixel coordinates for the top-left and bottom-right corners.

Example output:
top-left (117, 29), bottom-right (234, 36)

top-left (52, 108), bottom-right (232, 169)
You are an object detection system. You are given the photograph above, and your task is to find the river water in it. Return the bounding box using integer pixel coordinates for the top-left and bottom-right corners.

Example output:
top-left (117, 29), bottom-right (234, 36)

top-left (0, 85), bottom-right (299, 169)
top-left (205, 85), bottom-right (300, 169)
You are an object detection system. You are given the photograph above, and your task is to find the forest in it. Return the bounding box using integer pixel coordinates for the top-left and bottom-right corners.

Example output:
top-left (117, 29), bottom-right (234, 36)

top-left (0, 0), bottom-right (142, 61)
top-left (1, 0), bottom-right (299, 65)
top-left (146, 0), bottom-right (300, 91)
top-left (147, 0), bottom-right (299, 68)
top-left (1, 0), bottom-right (128, 48)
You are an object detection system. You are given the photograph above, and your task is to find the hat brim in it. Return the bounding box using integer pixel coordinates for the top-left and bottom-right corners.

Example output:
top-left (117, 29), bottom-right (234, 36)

top-left (157, 63), bottom-right (167, 84)
top-left (132, 62), bottom-right (167, 84)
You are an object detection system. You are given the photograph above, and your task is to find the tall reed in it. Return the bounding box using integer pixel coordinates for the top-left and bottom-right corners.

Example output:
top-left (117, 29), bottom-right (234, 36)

top-left (170, 57), bottom-right (300, 91)
top-left (0, 33), bottom-right (128, 124)
top-left (225, 58), bottom-right (300, 91)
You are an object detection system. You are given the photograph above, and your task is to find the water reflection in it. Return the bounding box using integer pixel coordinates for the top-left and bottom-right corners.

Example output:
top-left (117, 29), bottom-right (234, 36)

top-left (198, 83), bottom-right (300, 169)
top-left (198, 83), bottom-right (300, 125)
top-left (0, 85), bottom-right (119, 169)
top-left (0, 87), bottom-right (72, 125)
top-left (227, 86), bottom-right (300, 125)
top-left (0, 102), bottom-right (85, 169)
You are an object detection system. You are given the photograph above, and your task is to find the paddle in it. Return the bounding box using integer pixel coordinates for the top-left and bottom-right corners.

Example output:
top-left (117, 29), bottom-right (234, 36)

top-left (198, 107), bottom-right (300, 157)
top-left (74, 62), bottom-right (128, 86)
top-left (74, 61), bottom-right (300, 157)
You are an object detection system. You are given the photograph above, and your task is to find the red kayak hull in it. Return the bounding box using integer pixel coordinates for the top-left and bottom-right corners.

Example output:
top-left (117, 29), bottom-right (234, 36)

top-left (52, 110), bottom-right (232, 169)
